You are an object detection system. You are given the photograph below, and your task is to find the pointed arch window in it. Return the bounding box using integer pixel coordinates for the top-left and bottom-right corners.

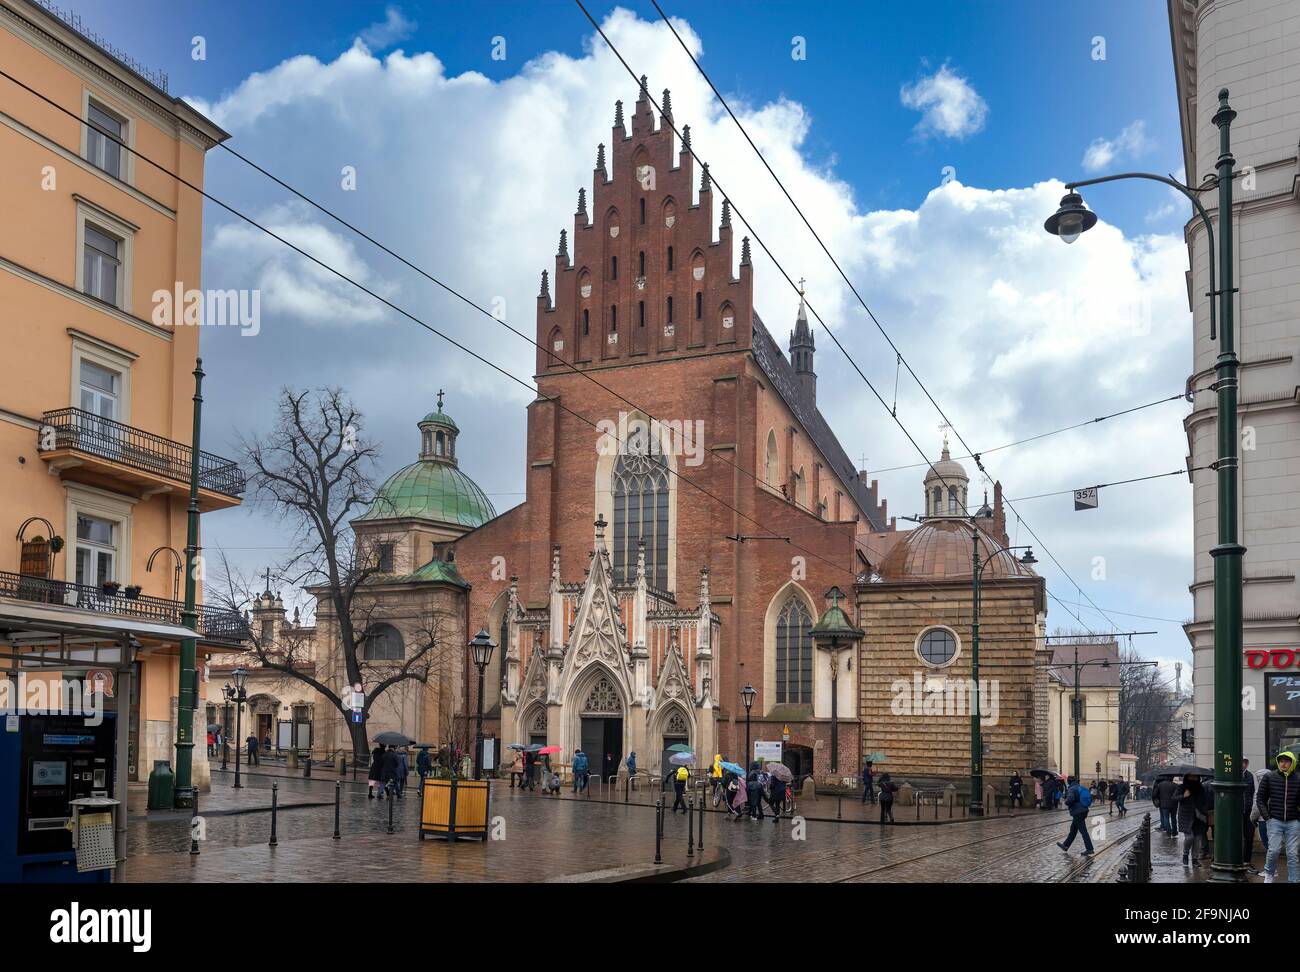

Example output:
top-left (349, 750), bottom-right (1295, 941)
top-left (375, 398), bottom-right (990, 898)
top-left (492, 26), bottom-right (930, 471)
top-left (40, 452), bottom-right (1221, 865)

top-left (775, 597), bottom-right (813, 704)
top-left (582, 676), bottom-right (621, 715)
top-left (666, 296), bottom-right (673, 323)
top-left (666, 246), bottom-right (674, 271)
top-left (666, 710), bottom-right (688, 735)
top-left (583, 309), bottom-right (590, 335)
top-left (612, 447), bottom-right (670, 589)
top-left (765, 430), bottom-right (778, 485)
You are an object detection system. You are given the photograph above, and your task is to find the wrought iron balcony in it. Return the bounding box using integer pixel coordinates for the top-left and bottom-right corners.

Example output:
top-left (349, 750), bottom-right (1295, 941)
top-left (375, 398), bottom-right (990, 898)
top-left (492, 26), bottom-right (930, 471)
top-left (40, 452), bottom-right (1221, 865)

top-left (38, 407), bottom-right (245, 509)
top-left (0, 570), bottom-right (249, 644)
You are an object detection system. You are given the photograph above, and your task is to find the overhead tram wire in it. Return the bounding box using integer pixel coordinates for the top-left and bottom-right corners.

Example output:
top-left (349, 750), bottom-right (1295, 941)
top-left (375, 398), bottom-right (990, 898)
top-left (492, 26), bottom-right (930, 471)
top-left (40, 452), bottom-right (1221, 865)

top-left (0, 68), bottom-right (1019, 621)
top-left (642, 0), bottom-right (1126, 634)
top-left (573, 2), bottom-right (1115, 639)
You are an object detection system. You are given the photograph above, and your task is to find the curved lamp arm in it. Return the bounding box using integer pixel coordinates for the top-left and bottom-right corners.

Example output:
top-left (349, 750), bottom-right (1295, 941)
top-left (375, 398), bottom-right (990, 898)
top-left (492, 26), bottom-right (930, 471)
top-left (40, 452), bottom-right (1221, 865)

top-left (1065, 172), bottom-right (1219, 341)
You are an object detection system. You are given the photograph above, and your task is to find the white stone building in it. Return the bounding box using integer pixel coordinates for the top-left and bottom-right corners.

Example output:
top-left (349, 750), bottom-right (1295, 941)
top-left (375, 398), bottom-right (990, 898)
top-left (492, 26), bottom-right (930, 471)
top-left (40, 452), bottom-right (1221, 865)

top-left (1172, 0), bottom-right (1300, 768)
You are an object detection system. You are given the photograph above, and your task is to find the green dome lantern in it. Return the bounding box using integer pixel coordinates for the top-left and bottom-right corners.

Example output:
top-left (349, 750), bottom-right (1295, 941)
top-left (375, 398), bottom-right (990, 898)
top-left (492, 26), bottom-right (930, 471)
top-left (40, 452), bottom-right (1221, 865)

top-left (357, 392), bottom-right (497, 529)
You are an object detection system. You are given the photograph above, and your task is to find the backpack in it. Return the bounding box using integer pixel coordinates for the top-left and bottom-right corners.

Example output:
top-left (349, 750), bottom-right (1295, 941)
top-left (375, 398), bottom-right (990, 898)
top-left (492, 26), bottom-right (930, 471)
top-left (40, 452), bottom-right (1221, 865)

top-left (1075, 785), bottom-right (1092, 810)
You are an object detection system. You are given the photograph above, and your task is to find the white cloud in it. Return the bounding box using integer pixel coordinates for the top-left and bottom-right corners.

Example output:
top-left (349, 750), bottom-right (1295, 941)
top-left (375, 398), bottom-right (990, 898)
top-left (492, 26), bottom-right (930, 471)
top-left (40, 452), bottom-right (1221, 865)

top-left (899, 63), bottom-right (988, 140)
top-left (1082, 120), bottom-right (1153, 172)
top-left (357, 6), bottom-right (417, 52)
top-left (190, 8), bottom-right (1192, 668)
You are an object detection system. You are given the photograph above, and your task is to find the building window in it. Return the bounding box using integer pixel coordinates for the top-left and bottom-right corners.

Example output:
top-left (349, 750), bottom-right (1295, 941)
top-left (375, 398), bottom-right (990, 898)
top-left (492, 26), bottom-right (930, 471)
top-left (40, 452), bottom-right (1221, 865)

top-left (948, 488), bottom-right (958, 515)
top-left (695, 292), bottom-right (702, 320)
top-left (612, 449), bottom-right (670, 589)
top-left (610, 305), bottom-right (617, 332)
top-left (666, 246), bottom-right (673, 271)
top-left (83, 224), bottom-right (122, 306)
top-left (582, 676), bottom-right (621, 714)
top-left (377, 543), bottom-right (395, 573)
top-left (666, 296), bottom-right (673, 323)
top-left (583, 308), bottom-right (589, 335)
top-left (1265, 674), bottom-right (1300, 759)
top-left (1071, 695), bottom-right (1087, 724)
top-left (75, 514), bottom-right (115, 587)
top-left (932, 486), bottom-right (942, 516)
top-left (260, 619), bottom-right (275, 644)
top-left (639, 197), bottom-right (646, 224)
top-left (917, 627), bottom-right (958, 667)
top-left (611, 255), bottom-right (618, 280)
top-left (362, 623), bottom-right (404, 661)
top-left (775, 596), bottom-right (813, 705)
top-left (79, 359), bottom-right (120, 421)
top-left (638, 301), bottom-right (645, 327)
top-left (84, 100), bottom-right (126, 179)
top-left (765, 430), bottom-right (778, 485)
top-left (639, 251), bottom-right (646, 276)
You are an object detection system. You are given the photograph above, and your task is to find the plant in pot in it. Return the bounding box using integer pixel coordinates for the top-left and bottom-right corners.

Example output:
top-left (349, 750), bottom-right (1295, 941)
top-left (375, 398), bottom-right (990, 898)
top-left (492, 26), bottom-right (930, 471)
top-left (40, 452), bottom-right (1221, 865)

top-left (49, 536), bottom-right (64, 554)
top-left (101, 581), bottom-right (121, 597)
top-left (124, 584), bottom-right (143, 600)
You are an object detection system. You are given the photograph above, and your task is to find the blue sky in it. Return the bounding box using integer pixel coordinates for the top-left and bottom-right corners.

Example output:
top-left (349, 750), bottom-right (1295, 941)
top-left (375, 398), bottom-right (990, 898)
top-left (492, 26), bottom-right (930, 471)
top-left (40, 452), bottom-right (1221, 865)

top-left (48, 2), bottom-right (1196, 671)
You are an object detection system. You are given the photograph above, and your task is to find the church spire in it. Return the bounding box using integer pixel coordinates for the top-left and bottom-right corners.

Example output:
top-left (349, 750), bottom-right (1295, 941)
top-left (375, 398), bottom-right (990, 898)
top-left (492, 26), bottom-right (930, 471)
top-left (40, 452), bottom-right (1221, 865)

top-left (595, 142), bottom-right (606, 178)
top-left (720, 197), bottom-right (731, 228)
top-left (789, 278), bottom-right (817, 404)
top-left (699, 162), bottom-right (711, 193)
top-left (637, 74), bottom-right (649, 102)
top-left (557, 228), bottom-right (569, 262)
top-left (661, 88), bottom-right (672, 123)
top-left (613, 99), bottom-right (624, 131)
top-left (577, 186), bottom-right (587, 221)
top-left (681, 124), bottom-right (691, 151)
top-left (740, 235), bottom-right (751, 266)
top-left (538, 268), bottom-right (550, 300)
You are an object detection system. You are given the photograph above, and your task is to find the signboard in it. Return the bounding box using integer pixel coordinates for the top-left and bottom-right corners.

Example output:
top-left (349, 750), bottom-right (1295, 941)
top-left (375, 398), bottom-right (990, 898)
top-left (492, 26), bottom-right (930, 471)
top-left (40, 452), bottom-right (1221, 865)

top-left (351, 711), bottom-right (363, 724)
top-left (781, 724), bottom-right (790, 742)
top-left (482, 737), bottom-right (495, 771)
top-left (87, 669), bottom-right (115, 698)
top-left (1074, 487), bottom-right (1098, 511)
top-left (754, 740), bottom-right (782, 763)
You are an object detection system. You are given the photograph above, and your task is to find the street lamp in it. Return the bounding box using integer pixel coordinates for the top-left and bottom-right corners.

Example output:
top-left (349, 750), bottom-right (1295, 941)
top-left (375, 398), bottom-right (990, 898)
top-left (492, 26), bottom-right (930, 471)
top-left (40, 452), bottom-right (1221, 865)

top-left (741, 683), bottom-right (756, 766)
top-left (969, 523), bottom-right (1038, 816)
top-left (469, 628), bottom-right (496, 781)
top-left (223, 666), bottom-right (248, 789)
top-left (1046, 89), bottom-right (1245, 879)
top-left (810, 586), bottom-right (864, 776)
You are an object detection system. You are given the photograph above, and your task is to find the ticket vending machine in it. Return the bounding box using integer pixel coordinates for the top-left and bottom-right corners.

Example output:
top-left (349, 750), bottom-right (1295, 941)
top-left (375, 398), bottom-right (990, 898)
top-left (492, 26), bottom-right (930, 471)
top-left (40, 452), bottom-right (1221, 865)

top-left (0, 711), bottom-right (116, 882)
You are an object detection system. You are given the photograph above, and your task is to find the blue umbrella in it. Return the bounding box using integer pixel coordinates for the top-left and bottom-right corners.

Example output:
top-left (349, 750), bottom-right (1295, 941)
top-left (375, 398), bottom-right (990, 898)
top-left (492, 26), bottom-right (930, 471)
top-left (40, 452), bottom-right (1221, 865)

top-left (669, 752), bottom-right (696, 766)
top-left (720, 761), bottom-right (745, 776)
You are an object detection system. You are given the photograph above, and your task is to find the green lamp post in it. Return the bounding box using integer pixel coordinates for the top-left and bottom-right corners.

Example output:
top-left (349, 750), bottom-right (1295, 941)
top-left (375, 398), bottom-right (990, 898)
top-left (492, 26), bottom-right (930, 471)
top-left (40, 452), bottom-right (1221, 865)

top-left (809, 586), bottom-right (864, 775)
top-left (173, 358), bottom-right (204, 810)
top-left (1045, 89), bottom-right (1245, 880)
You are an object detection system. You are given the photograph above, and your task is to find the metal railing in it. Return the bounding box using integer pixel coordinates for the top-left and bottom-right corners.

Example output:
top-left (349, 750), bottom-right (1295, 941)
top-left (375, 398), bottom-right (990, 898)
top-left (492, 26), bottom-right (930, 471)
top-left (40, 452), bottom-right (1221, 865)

top-left (39, 408), bottom-right (246, 497)
top-left (0, 569), bottom-right (248, 643)
top-left (1119, 813), bottom-right (1153, 883)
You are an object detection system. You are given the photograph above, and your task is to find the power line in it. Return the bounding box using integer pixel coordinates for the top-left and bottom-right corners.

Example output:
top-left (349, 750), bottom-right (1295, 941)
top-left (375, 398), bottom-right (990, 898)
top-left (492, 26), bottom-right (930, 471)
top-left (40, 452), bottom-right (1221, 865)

top-left (644, 0), bottom-right (1125, 636)
top-left (1008, 467), bottom-right (1202, 502)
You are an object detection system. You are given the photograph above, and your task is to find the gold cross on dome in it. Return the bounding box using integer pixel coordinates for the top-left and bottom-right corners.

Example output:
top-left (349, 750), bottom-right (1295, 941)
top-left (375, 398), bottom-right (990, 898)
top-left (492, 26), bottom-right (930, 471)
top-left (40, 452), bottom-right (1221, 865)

top-left (436, 389), bottom-right (445, 409)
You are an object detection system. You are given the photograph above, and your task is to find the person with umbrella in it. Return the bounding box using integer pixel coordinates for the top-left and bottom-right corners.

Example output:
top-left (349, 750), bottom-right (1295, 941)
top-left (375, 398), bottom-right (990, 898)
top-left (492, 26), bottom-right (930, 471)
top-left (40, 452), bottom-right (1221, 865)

top-left (1152, 773), bottom-right (1179, 835)
top-left (1175, 772), bottom-right (1213, 867)
top-left (508, 747), bottom-right (524, 788)
top-left (522, 748), bottom-right (536, 790)
top-left (877, 772), bottom-right (897, 823)
top-left (766, 762), bottom-right (792, 819)
top-left (861, 759), bottom-right (875, 805)
top-left (367, 742), bottom-right (385, 799)
top-left (671, 759), bottom-right (691, 814)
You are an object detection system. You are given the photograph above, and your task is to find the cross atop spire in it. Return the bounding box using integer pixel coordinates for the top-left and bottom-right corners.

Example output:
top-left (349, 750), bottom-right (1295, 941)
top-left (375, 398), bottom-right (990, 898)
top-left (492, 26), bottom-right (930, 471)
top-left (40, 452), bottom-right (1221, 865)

top-left (798, 277), bottom-right (806, 296)
top-left (939, 421), bottom-right (952, 457)
top-left (437, 389), bottom-right (445, 409)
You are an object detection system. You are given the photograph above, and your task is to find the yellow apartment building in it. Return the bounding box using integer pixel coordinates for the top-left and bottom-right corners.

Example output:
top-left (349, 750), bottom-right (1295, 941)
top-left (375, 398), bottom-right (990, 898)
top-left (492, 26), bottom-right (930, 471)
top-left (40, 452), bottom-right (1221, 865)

top-left (0, 0), bottom-right (246, 815)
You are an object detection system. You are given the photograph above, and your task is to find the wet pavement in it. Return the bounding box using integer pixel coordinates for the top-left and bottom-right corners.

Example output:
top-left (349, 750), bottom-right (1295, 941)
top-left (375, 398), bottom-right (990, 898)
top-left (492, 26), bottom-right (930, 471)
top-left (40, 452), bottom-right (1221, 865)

top-left (123, 771), bottom-right (1289, 883)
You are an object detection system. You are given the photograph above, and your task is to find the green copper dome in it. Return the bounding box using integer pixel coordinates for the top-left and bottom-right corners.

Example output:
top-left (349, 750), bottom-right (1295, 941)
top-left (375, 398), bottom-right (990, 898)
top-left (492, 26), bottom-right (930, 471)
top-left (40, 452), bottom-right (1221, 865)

top-left (358, 397), bottom-right (495, 528)
top-left (359, 460), bottom-right (496, 527)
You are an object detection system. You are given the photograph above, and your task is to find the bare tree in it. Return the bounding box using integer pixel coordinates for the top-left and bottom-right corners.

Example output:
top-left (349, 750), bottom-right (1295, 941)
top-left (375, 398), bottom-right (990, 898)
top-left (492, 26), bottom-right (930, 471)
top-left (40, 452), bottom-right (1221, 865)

top-left (1118, 645), bottom-right (1180, 775)
top-left (220, 387), bottom-right (459, 762)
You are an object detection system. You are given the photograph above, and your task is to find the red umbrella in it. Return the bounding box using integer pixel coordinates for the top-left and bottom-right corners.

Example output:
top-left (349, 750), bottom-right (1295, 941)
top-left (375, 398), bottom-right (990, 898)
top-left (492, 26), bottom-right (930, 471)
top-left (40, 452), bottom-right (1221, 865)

top-left (537, 745), bottom-right (562, 755)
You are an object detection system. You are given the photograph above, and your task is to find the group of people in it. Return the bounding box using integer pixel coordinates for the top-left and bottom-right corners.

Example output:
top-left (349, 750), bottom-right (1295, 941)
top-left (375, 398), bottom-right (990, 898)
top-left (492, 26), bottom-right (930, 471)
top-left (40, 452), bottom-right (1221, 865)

top-left (507, 748), bottom-right (555, 792)
top-left (1149, 750), bottom-right (1300, 881)
top-left (858, 762), bottom-right (898, 823)
top-left (366, 744), bottom-right (410, 799)
top-left (708, 755), bottom-right (793, 821)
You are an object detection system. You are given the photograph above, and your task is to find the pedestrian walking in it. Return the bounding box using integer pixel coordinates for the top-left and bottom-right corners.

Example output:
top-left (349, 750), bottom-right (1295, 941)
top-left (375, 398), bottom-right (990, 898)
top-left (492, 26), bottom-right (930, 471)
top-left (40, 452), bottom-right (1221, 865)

top-left (711, 754), bottom-right (724, 807)
top-left (1153, 776), bottom-right (1178, 834)
top-left (672, 764), bottom-right (689, 814)
top-left (396, 747), bottom-right (410, 796)
top-left (626, 750), bottom-right (637, 784)
top-left (1241, 759), bottom-right (1257, 865)
top-left (748, 765), bottom-right (767, 821)
top-left (1115, 778), bottom-right (1129, 815)
top-left (246, 733), bottom-right (259, 767)
top-left (1056, 775), bottom-right (1095, 856)
top-left (572, 749), bottom-right (590, 793)
top-left (522, 750), bottom-right (536, 790)
top-left (1106, 780), bottom-right (1117, 816)
top-left (1009, 772), bottom-right (1024, 809)
top-left (416, 745), bottom-right (433, 783)
top-left (367, 743), bottom-right (385, 799)
top-left (729, 774), bottom-right (748, 821)
top-left (1175, 773), bottom-right (1212, 867)
top-left (1034, 776), bottom-right (1043, 809)
top-left (206, 729), bottom-right (215, 757)
top-left (509, 750), bottom-right (523, 788)
top-left (767, 770), bottom-right (785, 819)
top-left (1257, 749), bottom-right (1300, 883)
top-left (381, 745), bottom-right (402, 800)
top-left (877, 773), bottom-right (897, 823)
top-left (861, 760), bottom-right (875, 804)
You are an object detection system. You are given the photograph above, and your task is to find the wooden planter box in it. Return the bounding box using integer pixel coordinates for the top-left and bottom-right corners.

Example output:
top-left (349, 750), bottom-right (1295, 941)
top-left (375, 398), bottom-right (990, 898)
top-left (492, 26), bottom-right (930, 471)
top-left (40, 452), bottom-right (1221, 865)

top-left (420, 777), bottom-right (490, 842)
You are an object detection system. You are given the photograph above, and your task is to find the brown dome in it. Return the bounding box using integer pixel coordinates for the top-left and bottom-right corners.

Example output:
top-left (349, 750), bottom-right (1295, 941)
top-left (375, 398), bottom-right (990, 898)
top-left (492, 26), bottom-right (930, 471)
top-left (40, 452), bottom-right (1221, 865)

top-left (877, 519), bottom-right (1036, 582)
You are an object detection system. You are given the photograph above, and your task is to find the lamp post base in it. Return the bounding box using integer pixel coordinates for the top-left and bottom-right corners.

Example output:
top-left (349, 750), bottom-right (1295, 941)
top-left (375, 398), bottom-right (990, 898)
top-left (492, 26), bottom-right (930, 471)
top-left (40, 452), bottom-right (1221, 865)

top-left (1208, 863), bottom-right (1250, 883)
top-left (967, 802), bottom-right (984, 817)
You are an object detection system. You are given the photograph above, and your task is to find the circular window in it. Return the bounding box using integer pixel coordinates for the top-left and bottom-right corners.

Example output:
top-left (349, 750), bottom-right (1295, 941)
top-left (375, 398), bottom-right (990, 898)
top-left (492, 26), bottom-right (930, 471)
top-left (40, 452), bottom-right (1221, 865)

top-left (917, 627), bottom-right (958, 667)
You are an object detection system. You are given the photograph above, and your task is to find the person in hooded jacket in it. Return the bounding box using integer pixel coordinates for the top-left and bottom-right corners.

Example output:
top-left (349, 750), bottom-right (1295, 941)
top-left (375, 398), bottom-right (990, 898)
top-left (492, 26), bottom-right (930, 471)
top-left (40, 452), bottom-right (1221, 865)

top-left (711, 754), bottom-right (725, 807)
top-left (572, 749), bottom-right (590, 792)
top-left (1257, 749), bottom-right (1300, 883)
top-left (746, 763), bottom-right (766, 821)
top-left (367, 743), bottom-right (385, 799)
top-left (861, 761), bottom-right (875, 805)
top-left (877, 773), bottom-right (897, 823)
top-left (1009, 772), bottom-right (1024, 809)
top-left (767, 770), bottom-right (785, 819)
top-left (1057, 775), bottom-right (1095, 856)
top-left (1175, 774), bottom-right (1213, 866)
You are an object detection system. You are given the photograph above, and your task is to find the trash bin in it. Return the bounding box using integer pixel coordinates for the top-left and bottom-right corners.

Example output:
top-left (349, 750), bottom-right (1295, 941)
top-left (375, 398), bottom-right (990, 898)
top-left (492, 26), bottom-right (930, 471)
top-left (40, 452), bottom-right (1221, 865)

top-left (147, 760), bottom-right (174, 810)
top-left (286, 750), bottom-right (298, 769)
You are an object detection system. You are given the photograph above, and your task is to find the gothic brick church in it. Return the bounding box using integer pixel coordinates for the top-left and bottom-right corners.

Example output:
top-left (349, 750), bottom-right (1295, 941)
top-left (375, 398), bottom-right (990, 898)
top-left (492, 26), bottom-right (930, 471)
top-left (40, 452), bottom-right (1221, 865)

top-left (450, 79), bottom-right (895, 782)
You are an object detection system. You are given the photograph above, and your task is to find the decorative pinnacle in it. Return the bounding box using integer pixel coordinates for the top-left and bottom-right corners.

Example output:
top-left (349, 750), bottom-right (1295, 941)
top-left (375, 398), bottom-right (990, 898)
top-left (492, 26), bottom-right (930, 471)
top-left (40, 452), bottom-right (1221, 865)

top-left (638, 74), bottom-right (649, 101)
top-left (614, 99), bottom-right (624, 129)
top-left (539, 269), bottom-right (550, 299)
top-left (720, 198), bottom-right (731, 227)
top-left (740, 236), bottom-right (751, 265)
top-left (577, 187), bottom-right (587, 219)
top-left (681, 124), bottom-right (691, 150)
top-left (596, 142), bottom-right (606, 172)
top-left (661, 88), bottom-right (672, 121)
top-left (700, 162), bottom-right (711, 193)
top-left (558, 228), bottom-right (568, 261)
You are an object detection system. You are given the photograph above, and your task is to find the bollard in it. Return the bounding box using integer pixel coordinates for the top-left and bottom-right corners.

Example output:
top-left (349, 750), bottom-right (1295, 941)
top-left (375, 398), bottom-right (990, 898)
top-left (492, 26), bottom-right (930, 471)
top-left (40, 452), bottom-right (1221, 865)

top-left (387, 783), bottom-right (395, 834)
top-left (304, 756), bottom-right (312, 778)
top-left (933, 798), bottom-right (938, 820)
top-left (624, 774), bottom-right (629, 804)
top-left (915, 798), bottom-right (920, 821)
top-left (340, 756), bottom-right (347, 778)
top-left (837, 795), bottom-right (842, 820)
top-left (698, 788), bottom-right (705, 850)
top-left (687, 796), bottom-right (695, 858)
top-left (333, 781), bottom-right (342, 840)
top-left (269, 783), bottom-right (279, 847)
top-left (654, 798), bottom-right (663, 865)
top-left (190, 792), bottom-right (200, 856)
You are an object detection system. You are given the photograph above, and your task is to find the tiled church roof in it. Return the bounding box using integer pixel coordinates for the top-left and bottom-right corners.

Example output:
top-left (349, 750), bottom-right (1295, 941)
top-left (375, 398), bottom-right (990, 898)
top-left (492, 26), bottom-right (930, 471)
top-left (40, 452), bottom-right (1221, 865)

top-left (750, 311), bottom-right (886, 530)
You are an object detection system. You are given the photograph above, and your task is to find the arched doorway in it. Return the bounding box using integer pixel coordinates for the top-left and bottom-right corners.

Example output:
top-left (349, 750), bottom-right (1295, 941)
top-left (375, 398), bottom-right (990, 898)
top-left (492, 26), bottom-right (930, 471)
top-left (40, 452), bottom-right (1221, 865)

top-left (658, 708), bottom-right (690, 781)
top-left (784, 743), bottom-right (814, 787)
top-left (576, 673), bottom-right (623, 781)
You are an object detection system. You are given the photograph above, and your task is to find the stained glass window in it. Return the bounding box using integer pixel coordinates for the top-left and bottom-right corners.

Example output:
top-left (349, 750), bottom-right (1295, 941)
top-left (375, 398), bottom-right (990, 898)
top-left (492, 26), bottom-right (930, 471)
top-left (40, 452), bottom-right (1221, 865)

top-left (612, 448), bottom-right (670, 589)
top-left (583, 676), bottom-right (620, 714)
top-left (775, 598), bottom-right (813, 704)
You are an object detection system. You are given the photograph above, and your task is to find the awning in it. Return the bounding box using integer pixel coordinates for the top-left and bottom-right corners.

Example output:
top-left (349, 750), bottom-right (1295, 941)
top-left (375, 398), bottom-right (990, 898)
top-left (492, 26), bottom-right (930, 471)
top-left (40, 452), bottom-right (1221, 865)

top-left (0, 599), bottom-right (198, 670)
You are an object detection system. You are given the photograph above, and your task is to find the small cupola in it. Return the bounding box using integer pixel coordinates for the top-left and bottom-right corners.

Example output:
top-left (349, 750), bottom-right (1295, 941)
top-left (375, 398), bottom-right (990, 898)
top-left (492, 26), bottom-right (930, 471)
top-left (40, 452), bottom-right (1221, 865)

top-left (418, 389), bottom-right (459, 465)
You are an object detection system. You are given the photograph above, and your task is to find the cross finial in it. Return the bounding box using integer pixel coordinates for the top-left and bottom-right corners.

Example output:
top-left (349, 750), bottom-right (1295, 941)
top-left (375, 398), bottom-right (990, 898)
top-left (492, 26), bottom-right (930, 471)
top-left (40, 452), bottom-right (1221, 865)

top-left (825, 585), bottom-right (844, 608)
top-left (859, 453), bottom-right (868, 470)
top-left (938, 420), bottom-right (951, 453)
top-left (798, 277), bottom-right (806, 296)
top-left (264, 567), bottom-right (271, 593)
top-left (437, 389), bottom-right (445, 409)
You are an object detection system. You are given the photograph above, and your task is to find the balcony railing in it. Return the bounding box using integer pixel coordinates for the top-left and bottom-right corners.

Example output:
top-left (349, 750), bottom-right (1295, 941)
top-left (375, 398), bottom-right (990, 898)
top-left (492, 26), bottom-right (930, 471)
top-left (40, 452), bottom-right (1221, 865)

top-left (0, 570), bottom-right (249, 644)
top-left (39, 408), bottom-right (246, 497)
